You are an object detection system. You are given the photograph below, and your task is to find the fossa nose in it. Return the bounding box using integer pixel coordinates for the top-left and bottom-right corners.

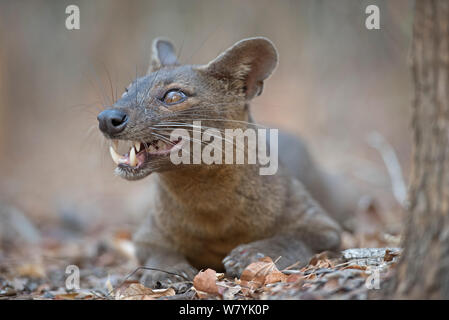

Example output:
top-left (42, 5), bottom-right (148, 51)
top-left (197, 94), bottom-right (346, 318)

top-left (97, 109), bottom-right (128, 135)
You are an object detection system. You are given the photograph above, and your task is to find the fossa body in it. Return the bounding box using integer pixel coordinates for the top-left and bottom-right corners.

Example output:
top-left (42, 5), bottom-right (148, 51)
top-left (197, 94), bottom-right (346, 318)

top-left (97, 37), bottom-right (355, 286)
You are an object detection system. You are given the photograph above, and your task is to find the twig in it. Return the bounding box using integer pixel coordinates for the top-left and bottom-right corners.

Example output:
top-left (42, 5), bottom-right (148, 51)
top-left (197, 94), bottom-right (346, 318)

top-left (367, 131), bottom-right (408, 208)
top-left (273, 256), bottom-right (282, 264)
top-left (282, 269), bottom-right (302, 275)
top-left (106, 266), bottom-right (192, 298)
top-left (282, 260), bottom-right (301, 271)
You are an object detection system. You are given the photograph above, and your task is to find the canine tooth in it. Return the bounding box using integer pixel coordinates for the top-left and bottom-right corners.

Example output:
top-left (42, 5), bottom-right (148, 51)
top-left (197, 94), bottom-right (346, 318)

top-left (134, 142), bottom-right (141, 153)
top-left (109, 146), bottom-right (122, 165)
top-left (130, 147), bottom-right (137, 167)
top-left (112, 140), bottom-right (119, 150)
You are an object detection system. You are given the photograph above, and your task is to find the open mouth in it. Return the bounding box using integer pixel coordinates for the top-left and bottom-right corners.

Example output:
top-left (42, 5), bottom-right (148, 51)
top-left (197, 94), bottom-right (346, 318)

top-left (108, 138), bottom-right (181, 169)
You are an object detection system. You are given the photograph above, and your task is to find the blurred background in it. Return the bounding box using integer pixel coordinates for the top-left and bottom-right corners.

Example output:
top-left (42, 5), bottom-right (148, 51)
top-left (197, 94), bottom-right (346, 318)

top-left (0, 0), bottom-right (413, 246)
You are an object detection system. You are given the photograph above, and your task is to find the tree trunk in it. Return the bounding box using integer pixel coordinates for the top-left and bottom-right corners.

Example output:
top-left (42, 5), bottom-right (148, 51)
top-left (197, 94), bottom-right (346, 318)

top-left (386, 0), bottom-right (449, 299)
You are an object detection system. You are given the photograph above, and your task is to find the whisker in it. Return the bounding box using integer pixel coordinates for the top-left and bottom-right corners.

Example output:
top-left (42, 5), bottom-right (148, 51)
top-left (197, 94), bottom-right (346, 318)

top-left (150, 127), bottom-right (228, 148)
top-left (103, 62), bottom-right (115, 103)
top-left (83, 71), bottom-right (108, 108)
top-left (155, 119), bottom-right (266, 129)
top-left (151, 132), bottom-right (176, 145)
top-left (152, 127), bottom-right (246, 150)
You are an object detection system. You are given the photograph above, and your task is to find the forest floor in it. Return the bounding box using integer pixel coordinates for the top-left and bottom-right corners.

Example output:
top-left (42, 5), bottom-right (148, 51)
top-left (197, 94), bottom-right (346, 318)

top-left (0, 200), bottom-right (402, 300)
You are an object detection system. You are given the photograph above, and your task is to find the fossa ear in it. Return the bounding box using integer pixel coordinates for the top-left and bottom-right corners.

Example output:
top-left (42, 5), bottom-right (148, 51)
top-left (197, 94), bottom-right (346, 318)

top-left (202, 37), bottom-right (278, 99)
top-left (148, 37), bottom-right (179, 73)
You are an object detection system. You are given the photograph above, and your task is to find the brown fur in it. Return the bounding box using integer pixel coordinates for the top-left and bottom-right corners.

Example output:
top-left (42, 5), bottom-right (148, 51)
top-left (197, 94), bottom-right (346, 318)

top-left (98, 37), bottom-right (353, 286)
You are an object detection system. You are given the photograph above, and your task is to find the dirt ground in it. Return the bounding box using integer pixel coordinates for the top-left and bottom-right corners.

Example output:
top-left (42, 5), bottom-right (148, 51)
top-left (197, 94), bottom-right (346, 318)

top-left (0, 197), bottom-right (402, 300)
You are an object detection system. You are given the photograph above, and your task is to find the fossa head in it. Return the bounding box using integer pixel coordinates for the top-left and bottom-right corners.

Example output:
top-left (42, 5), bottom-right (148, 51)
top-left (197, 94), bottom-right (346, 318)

top-left (97, 37), bottom-right (278, 180)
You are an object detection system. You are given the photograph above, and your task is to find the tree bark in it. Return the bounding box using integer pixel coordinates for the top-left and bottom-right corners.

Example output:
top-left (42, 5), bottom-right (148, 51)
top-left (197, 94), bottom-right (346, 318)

top-left (386, 0), bottom-right (449, 299)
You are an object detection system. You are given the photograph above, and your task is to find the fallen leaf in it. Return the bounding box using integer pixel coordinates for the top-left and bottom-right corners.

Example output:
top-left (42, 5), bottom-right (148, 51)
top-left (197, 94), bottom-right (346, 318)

top-left (193, 268), bottom-right (219, 294)
top-left (308, 252), bottom-right (334, 269)
top-left (54, 293), bottom-right (79, 300)
top-left (265, 270), bottom-right (288, 284)
top-left (384, 249), bottom-right (400, 262)
top-left (17, 263), bottom-right (45, 278)
top-left (286, 273), bottom-right (304, 283)
top-left (240, 257), bottom-right (287, 287)
top-left (216, 273), bottom-right (225, 280)
top-left (341, 264), bottom-right (367, 271)
top-left (114, 230), bottom-right (132, 240)
top-left (217, 281), bottom-right (242, 300)
top-left (115, 281), bottom-right (175, 300)
top-left (105, 275), bottom-right (114, 293)
top-left (35, 283), bottom-right (51, 294)
top-left (54, 290), bottom-right (94, 300)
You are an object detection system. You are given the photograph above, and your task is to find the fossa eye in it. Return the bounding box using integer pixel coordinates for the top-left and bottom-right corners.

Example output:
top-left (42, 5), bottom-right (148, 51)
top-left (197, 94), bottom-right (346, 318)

top-left (163, 90), bottom-right (187, 105)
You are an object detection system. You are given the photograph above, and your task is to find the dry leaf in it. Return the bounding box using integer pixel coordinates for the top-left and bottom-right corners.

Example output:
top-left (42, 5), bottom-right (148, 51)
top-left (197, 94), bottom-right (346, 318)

top-left (217, 281), bottom-right (242, 300)
top-left (114, 230), bottom-right (132, 240)
top-left (216, 273), bottom-right (225, 280)
top-left (35, 283), bottom-right (51, 294)
top-left (265, 270), bottom-right (288, 284)
top-left (341, 264), bottom-right (367, 271)
top-left (115, 281), bottom-right (175, 300)
top-left (286, 273), bottom-right (304, 283)
top-left (240, 257), bottom-right (287, 287)
top-left (105, 276), bottom-right (114, 293)
top-left (17, 263), bottom-right (45, 278)
top-left (384, 249), bottom-right (399, 262)
top-left (193, 268), bottom-right (219, 294)
top-left (54, 293), bottom-right (79, 300)
top-left (308, 252), bottom-right (333, 269)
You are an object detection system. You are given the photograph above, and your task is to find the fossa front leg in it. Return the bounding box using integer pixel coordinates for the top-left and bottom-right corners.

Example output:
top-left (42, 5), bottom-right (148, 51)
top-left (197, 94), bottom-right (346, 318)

top-left (133, 219), bottom-right (198, 290)
top-left (223, 215), bottom-right (341, 277)
top-left (135, 244), bottom-right (198, 291)
top-left (223, 235), bottom-right (314, 277)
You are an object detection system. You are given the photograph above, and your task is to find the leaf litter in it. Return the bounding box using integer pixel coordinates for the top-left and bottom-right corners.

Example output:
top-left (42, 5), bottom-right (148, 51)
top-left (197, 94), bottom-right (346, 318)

top-left (0, 201), bottom-right (402, 300)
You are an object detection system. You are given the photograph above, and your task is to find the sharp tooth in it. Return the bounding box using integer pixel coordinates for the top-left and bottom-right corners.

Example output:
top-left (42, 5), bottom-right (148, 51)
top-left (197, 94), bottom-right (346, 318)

top-left (130, 147), bottom-right (137, 167)
top-left (112, 140), bottom-right (119, 150)
top-left (109, 146), bottom-right (122, 165)
top-left (134, 141), bottom-right (141, 153)
top-left (148, 145), bottom-right (156, 153)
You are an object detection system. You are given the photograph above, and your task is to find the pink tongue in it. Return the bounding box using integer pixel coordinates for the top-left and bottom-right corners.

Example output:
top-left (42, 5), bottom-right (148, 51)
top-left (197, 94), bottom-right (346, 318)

top-left (122, 154), bottom-right (130, 165)
top-left (121, 151), bottom-right (146, 167)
